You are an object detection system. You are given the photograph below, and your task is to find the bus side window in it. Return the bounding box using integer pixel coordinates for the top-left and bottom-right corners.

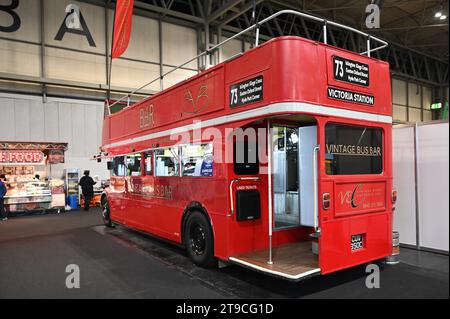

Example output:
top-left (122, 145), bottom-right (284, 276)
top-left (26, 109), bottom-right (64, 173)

top-left (126, 154), bottom-right (142, 176)
top-left (155, 147), bottom-right (179, 177)
top-left (112, 156), bottom-right (126, 176)
top-left (144, 151), bottom-right (153, 176)
top-left (181, 143), bottom-right (213, 177)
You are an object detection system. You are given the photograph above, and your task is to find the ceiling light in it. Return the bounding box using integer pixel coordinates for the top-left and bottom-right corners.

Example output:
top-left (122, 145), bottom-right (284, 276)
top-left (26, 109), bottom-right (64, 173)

top-left (435, 11), bottom-right (443, 18)
top-left (440, 14), bottom-right (447, 20)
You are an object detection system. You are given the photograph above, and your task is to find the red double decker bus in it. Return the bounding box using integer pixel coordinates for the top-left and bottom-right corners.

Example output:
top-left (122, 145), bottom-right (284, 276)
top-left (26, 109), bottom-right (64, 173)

top-left (101, 11), bottom-right (396, 281)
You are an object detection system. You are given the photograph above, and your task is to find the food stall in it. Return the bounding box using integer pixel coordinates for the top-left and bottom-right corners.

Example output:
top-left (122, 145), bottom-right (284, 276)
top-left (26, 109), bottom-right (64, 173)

top-left (0, 141), bottom-right (68, 215)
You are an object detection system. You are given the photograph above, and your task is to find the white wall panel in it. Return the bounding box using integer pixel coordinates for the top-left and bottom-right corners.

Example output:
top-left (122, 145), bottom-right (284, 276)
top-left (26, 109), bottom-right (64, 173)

top-left (0, 0), bottom-right (40, 77)
top-left (0, 40), bottom-right (41, 77)
top-left (423, 110), bottom-right (432, 122)
top-left (44, 0), bottom-right (106, 54)
top-left (408, 83), bottom-right (421, 108)
top-left (45, 47), bottom-right (106, 84)
top-left (221, 37), bottom-right (243, 62)
top-left (43, 102), bottom-right (60, 141)
top-left (84, 104), bottom-right (98, 157)
top-left (96, 103), bottom-right (103, 148)
top-left (13, 99), bottom-right (30, 141)
top-left (162, 22), bottom-right (197, 69)
top-left (0, 0), bottom-right (40, 42)
top-left (409, 108), bottom-right (422, 122)
top-left (393, 126), bottom-right (417, 246)
top-left (392, 79), bottom-right (406, 105)
top-left (0, 98), bottom-right (15, 140)
top-left (0, 93), bottom-right (108, 180)
top-left (107, 10), bottom-right (160, 63)
top-left (29, 99), bottom-right (45, 141)
top-left (417, 123), bottom-right (449, 252)
top-left (58, 103), bottom-right (73, 153)
top-left (111, 59), bottom-right (160, 91)
top-left (422, 86), bottom-right (432, 110)
top-left (393, 104), bottom-right (407, 122)
top-left (162, 66), bottom-right (197, 89)
top-left (70, 103), bottom-right (86, 157)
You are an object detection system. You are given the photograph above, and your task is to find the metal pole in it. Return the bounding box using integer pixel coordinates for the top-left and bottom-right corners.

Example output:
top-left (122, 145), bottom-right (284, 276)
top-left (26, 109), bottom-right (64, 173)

top-left (217, 26), bottom-right (222, 63)
top-left (406, 81), bottom-right (410, 122)
top-left (267, 120), bottom-right (273, 265)
top-left (205, 22), bottom-right (210, 69)
top-left (159, 17), bottom-right (164, 91)
top-left (367, 36), bottom-right (371, 57)
top-left (40, 0), bottom-right (47, 103)
top-left (255, 26), bottom-right (260, 47)
top-left (108, 0), bottom-right (116, 99)
top-left (323, 21), bottom-right (327, 44)
top-left (313, 146), bottom-right (320, 233)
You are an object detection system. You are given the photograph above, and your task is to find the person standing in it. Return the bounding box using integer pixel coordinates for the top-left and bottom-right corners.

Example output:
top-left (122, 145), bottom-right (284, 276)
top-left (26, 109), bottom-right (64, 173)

top-left (0, 174), bottom-right (8, 221)
top-left (79, 170), bottom-right (96, 211)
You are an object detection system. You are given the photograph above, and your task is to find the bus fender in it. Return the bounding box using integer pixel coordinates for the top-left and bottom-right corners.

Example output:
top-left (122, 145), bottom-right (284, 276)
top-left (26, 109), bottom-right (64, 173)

top-left (181, 202), bottom-right (215, 245)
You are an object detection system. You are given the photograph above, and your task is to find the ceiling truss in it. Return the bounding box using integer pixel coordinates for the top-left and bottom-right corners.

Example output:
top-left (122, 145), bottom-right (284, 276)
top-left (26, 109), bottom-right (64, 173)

top-left (71, 0), bottom-right (450, 87)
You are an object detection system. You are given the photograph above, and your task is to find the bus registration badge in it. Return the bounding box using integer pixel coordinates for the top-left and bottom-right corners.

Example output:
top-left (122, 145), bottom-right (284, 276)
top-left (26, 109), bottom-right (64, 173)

top-left (351, 234), bottom-right (365, 251)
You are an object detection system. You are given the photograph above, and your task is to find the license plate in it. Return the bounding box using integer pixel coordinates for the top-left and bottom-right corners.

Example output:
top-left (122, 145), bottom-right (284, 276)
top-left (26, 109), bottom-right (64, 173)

top-left (351, 234), bottom-right (365, 251)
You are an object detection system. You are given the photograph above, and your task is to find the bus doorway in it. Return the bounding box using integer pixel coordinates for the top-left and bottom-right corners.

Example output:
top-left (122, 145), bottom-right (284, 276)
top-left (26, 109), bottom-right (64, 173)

top-left (229, 118), bottom-right (321, 281)
top-left (272, 125), bottom-right (317, 230)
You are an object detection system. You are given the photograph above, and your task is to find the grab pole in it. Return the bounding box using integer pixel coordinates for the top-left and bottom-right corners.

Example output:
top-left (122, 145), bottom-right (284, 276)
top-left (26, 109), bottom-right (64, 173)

top-left (267, 120), bottom-right (273, 265)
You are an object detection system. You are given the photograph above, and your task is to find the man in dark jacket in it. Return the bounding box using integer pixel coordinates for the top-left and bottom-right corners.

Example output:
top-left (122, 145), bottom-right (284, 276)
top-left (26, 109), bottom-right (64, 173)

top-left (79, 170), bottom-right (96, 211)
top-left (0, 174), bottom-right (8, 221)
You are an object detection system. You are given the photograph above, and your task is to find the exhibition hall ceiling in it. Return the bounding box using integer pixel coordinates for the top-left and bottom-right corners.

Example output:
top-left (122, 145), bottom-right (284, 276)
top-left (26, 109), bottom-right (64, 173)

top-left (137, 0), bottom-right (449, 60)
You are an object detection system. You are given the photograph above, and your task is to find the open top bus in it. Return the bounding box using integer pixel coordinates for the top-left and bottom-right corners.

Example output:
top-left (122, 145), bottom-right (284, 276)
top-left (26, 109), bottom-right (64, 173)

top-left (100, 10), bottom-right (397, 281)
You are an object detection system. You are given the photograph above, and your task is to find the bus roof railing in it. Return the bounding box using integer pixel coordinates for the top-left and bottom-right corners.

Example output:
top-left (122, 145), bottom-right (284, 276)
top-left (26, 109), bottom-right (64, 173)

top-left (106, 9), bottom-right (389, 114)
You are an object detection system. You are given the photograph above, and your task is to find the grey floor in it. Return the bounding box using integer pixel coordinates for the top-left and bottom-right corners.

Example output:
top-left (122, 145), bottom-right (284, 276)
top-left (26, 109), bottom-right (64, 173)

top-left (0, 208), bottom-right (448, 299)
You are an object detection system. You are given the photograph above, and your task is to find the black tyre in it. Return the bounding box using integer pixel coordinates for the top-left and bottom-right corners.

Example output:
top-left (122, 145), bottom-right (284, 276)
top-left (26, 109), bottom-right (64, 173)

top-left (184, 211), bottom-right (216, 268)
top-left (101, 197), bottom-right (113, 228)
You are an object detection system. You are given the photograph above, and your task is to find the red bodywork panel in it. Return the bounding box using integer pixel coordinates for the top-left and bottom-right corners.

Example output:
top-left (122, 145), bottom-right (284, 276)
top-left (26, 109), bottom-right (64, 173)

top-left (102, 36), bottom-right (393, 275)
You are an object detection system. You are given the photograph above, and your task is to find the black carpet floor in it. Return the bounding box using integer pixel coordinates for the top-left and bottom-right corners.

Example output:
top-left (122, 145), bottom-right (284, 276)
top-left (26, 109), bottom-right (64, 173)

top-left (0, 208), bottom-right (448, 299)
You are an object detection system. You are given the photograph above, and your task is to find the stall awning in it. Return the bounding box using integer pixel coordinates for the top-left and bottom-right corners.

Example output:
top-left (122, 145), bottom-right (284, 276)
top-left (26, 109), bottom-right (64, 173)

top-left (0, 141), bottom-right (68, 151)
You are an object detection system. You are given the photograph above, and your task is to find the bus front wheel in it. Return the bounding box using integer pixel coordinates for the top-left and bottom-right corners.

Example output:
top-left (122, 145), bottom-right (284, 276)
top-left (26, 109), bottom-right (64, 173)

top-left (184, 211), bottom-right (216, 268)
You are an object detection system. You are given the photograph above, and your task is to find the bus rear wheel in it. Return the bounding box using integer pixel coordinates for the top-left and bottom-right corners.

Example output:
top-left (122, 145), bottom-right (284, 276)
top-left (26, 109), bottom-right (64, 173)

top-left (184, 211), bottom-right (216, 268)
top-left (101, 197), bottom-right (113, 228)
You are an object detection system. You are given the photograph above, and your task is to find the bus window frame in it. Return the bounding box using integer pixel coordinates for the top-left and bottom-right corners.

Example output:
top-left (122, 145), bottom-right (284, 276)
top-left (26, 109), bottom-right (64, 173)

top-left (109, 155), bottom-right (127, 177)
top-left (153, 146), bottom-right (181, 177)
top-left (108, 141), bottom-right (216, 179)
top-left (180, 142), bottom-right (214, 178)
top-left (143, 150), bottom-right (154, 176)
top-left (125, 153), bottom-right (143, 177)
top-left (323, 121), bottom-right (386, 177)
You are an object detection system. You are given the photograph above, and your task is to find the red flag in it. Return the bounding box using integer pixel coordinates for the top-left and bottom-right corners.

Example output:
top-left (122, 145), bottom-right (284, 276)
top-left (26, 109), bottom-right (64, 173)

top-left (111, 0), bottom-right (134, 59)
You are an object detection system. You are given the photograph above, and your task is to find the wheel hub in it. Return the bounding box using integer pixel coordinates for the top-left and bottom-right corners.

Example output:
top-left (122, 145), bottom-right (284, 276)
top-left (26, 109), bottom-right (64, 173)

top-left (189, 224), bottom-right (206, 255)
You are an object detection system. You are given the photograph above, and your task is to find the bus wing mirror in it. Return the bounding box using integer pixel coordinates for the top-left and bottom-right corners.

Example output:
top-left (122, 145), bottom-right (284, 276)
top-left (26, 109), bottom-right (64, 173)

top-left (107, 161), bottom-right (113, 170)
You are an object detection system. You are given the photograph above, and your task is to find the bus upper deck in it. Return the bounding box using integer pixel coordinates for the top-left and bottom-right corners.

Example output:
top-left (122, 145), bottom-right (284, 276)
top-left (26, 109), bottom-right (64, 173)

top-left (102, 35), bottom-right (392, 154)
top-left (100, 11), bottom-right (395, 281)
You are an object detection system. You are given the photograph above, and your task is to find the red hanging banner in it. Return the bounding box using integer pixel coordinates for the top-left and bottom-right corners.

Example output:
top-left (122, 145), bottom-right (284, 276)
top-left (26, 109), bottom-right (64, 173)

top-left (111, 0), bottom-right (134, 59)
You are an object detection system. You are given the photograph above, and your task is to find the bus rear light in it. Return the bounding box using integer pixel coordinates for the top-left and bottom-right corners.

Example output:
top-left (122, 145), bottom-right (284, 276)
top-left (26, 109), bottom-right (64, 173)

top-left (322, 193), bottom-right (331, 210)
top-left (391, 189), bottom-right (397, 204)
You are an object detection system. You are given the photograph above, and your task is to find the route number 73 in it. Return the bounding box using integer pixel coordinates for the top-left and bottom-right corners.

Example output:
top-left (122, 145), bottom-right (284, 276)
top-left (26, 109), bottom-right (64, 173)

top-left (230, 87), bottom-right (238, 106)
top-left (335, 59), bottom-right (344, 77)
